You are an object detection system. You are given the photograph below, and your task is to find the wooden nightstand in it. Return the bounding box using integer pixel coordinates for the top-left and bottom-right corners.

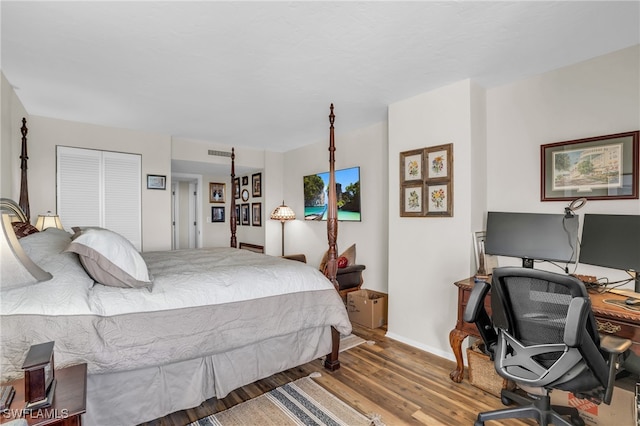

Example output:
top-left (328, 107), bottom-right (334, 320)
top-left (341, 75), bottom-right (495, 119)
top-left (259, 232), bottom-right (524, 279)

top-left (1, 363), bottom-right (87, 426)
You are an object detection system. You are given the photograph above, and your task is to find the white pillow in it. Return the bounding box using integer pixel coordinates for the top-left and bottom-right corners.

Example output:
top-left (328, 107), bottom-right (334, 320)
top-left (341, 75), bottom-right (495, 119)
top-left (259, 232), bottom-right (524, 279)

top-left (66, 228), bottom-right (152, 290)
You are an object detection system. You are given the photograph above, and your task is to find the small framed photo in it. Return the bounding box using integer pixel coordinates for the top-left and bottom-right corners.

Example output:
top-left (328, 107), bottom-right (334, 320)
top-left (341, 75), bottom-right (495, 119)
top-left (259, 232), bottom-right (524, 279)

top-left (234, 178), bottom-right (240, 199)
top-left (252, 202), bottom-right (262, 226)
top-left (211, 206), bottom-right (225, 223)
top-left (241, 203), bottom-right (250, 226)
top-left (209, 182), bottom-right (225, 203)
top-left (242, 176), bottom-right (249, 186)
top-left (400, 149), bottom-right (424, 183)
top-left (425, 143), bottom-right (453, 181)
top-left (235, 205), bottom-right (240, 225)
top-left (252, 173), bottom-right (262, 197)
top-left (147, 174), bottom-right (166, 190)
top-left (400, 184), bottom-right (423, 217)
top-left (425, 181), bottom-right (453, 217)
top-left (541, 131), bottom-right (639, 201)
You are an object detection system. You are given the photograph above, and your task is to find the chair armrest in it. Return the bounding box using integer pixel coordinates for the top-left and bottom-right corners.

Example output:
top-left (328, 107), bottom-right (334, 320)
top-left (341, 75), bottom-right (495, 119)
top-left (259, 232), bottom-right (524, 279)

top-left (599, 335), bottom-right (632, 404)
top-left (463, 280), bottom-right (497, 356)
top-left (463, 280), bottom-right (490, 323)
top-left (599, 335), bottom-right (632, 355)
top-left (337, 264), bottom-right (365, 274)
top-left (564, 297), bottom-right (590, 347)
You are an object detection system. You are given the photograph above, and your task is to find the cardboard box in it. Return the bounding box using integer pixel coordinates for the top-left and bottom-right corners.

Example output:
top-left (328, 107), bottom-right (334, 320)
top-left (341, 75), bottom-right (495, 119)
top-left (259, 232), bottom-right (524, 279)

top-left (550, 378), bottom-right (637, 426)
top-left (347, 289), bottom-right (387, 329)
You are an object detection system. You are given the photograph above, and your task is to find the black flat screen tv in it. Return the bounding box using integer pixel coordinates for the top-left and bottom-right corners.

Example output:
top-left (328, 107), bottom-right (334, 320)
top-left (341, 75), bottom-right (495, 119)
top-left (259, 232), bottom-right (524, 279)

top-left (303, 166), bottom-right (361, 221)
top-left (485, 211), bottom-right (579, 268)
top-left (579, 214), bottom-right (640, 291)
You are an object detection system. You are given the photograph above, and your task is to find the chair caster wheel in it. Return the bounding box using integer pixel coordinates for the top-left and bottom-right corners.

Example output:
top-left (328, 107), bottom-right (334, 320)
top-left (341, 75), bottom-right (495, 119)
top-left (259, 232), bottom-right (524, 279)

top-left (570, 416), bottom-right (585, 426)
top-left (501, 395), bottom-right (512, 406)
top-left (474, 421), bottom-right (484, 426)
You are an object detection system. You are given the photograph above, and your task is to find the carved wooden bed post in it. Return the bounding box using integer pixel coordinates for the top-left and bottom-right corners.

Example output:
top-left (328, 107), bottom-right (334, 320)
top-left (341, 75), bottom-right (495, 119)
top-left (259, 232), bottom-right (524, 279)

top-left (325, 104), bottom-right (339, 291)
top-left (19, 118), bottom-right (31, 221)
top-left (324, 104), bottom-right (341, 371)
top-left (230, 148), bottom-right (237, 248)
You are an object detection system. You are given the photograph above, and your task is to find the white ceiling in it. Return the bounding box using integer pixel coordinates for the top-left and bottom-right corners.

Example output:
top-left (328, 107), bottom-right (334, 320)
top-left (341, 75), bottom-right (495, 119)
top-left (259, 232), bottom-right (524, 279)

top-left (2, 1), bottom-right (639, 154)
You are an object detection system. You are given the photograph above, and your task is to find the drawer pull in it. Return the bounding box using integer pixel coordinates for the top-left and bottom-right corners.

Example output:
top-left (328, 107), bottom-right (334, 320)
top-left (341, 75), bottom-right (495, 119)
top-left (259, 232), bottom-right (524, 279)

top-left (597, 321), bottom-right (621, 334)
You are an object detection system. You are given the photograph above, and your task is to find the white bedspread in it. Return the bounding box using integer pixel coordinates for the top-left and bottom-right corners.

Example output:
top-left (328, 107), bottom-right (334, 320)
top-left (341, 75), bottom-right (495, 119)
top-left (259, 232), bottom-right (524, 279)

top-left (1, 229), bottom-right (351, 385)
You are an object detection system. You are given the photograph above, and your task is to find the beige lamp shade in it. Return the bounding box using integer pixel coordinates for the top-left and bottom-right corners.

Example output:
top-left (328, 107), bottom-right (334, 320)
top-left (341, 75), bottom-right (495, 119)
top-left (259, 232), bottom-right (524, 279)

top-left (35, 212), bottom-right (64, 231)
top-left (270, 202), bottom-right (296, 222)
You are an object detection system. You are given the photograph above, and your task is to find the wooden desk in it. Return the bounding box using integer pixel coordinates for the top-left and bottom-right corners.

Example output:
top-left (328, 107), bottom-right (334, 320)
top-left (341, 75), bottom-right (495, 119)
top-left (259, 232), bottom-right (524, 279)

top-left (1, 363), bottom-right (87, 426)
top-left (449, 277), bottom-right (640, 383)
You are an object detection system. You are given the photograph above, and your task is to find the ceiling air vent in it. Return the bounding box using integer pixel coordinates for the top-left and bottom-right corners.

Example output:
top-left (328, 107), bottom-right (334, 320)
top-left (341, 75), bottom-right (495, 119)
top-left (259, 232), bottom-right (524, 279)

top-left (208, 150), bottom-right (232, 158)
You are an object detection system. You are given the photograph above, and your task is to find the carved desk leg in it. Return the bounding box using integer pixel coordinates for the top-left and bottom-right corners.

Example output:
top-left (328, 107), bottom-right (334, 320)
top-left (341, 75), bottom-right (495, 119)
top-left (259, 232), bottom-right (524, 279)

top-left (449, 328), bottom-right (468, 383)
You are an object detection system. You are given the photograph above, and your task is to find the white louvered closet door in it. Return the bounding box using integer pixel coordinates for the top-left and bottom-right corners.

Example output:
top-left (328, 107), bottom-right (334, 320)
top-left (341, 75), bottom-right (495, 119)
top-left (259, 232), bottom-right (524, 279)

top-left (57, 146), bottom-right (142, 250)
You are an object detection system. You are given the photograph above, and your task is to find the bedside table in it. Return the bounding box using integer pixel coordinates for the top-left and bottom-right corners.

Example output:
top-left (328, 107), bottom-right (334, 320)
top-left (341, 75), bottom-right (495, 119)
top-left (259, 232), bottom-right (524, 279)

top-left (1, 363), bottom-right (87, 426)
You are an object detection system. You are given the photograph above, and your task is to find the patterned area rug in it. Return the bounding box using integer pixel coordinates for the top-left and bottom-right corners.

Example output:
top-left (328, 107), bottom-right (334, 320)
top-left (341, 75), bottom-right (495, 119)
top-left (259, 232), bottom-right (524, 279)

top-left (339, 333), bottom-right (367, 352)
top-left (189, 375), bottom-right (381, 425)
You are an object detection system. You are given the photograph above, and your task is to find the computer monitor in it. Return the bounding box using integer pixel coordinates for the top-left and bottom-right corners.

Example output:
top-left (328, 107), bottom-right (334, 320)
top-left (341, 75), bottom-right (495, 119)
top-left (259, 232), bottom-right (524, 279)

top-left (579, 214), bottom-right (640, 292)
top-left (485, 211), bottom-right (579, 268)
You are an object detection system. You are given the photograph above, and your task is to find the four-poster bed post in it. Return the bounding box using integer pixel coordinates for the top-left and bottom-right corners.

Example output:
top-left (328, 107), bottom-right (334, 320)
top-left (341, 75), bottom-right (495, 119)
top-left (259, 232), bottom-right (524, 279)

top-left (229, 147), bottom-right (237, 248)
top-left (19, 117), bottom-right (30, 221)
top-left (324, 103), bottom-right (341, 371)
top-left (325, 104), bottom-right (339, 291)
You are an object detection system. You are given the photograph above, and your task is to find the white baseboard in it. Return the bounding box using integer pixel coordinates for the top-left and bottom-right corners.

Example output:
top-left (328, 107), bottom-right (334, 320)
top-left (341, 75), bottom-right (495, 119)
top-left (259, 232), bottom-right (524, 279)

top-left (384, 331), bottom-right (459, 363)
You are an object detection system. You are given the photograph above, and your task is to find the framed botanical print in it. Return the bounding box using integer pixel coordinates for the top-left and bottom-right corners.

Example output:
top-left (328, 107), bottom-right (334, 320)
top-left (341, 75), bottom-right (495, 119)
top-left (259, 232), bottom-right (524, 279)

top-left (425, 181), bottom-right (453, 217)
top-left (400, 149), bottom-right (424, 183)
top-left (425, 143), bottom-right (453, 181)
top-left (400, 184), bottom-right (423, 217)
top-left (399, 143), bottom-right (454, 217)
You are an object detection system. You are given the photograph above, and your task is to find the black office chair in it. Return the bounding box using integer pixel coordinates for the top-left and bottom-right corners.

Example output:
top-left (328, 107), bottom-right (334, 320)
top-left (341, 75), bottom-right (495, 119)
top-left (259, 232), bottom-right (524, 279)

top-left (464, 267), bottom-right (632, 426)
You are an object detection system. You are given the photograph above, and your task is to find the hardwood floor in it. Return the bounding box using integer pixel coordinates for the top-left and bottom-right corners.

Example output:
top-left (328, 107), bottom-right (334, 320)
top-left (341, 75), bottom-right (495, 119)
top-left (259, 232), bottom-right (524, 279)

top-left (141, 323), bottom-right (535, 425)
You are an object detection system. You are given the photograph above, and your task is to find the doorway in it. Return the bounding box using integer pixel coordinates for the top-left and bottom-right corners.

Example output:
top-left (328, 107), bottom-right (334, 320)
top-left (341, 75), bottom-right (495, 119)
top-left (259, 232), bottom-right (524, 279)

top-left (171, 174), bottom-right (203, 249)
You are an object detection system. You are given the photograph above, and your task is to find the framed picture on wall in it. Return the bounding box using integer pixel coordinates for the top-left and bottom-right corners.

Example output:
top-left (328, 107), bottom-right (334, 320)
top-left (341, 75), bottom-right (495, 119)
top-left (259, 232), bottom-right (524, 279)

top-left (252, 202), bottom-right (262, 226)
top-left (425, 181), bottom-right (453, 217)
top-left (541, 131), bottom-right (639, 201)
top-left (252, 173), bottom-right (262, 197)
top-left (211, 206), bottom-right (225, 223)
top-left (399, 149), bottom-right (424, 183)
top-left (400, 184), bottom-right (423, 217)
top-left (234, 178), bottom-right (240, 199)
top-left (242, 176), bottom-right (249, 186)
top-left (235, 205), bottom-right (240, 225)
top-left (147, 174), bottom-right (166, 190)
top-left (209, 182), bottom-right (225, 203)
top-left (241, 203), bottom-right (250, 226)
top-left (425, 143), bottom-right (453, 181)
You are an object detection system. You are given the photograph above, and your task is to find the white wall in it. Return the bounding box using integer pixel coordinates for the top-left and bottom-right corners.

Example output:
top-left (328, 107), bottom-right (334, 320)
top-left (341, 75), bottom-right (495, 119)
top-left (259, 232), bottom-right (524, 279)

top-left (387, 80), bottom-right (482, 359)
top-left (282, 120), bottom-right (389, 293)
top-left (1, 72), bottom-right (29, 200)
top-left (24, 116), bottom-right (173, 251)
top-left (486, 45), bottom-right (640, 283)
top-left (385, 45), bottom-right (639, 361)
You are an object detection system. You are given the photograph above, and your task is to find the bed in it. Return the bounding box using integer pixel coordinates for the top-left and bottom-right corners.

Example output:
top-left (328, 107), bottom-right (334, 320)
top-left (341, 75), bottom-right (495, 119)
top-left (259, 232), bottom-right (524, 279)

top-left (0, 105), bottom-right (349, 425)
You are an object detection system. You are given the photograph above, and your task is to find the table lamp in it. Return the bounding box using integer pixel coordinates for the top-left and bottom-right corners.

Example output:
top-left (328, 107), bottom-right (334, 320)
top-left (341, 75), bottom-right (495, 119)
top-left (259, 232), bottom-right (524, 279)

top-left (35, 211), bottom-right (64, 231)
